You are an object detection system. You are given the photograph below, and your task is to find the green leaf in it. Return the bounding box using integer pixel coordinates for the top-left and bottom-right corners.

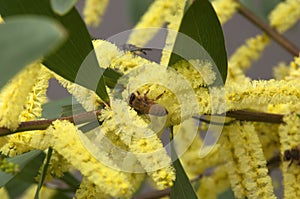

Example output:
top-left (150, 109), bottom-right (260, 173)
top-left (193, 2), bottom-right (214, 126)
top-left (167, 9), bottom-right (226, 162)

top-left (169, 0), bottom-right (228, 84)
top-left (50, 0), bottom-right (77, 15)
top-left (61, 103), bottom-right (85, 117)
top-left (128, 0), bottom-right (153, 25)
top-left (0, 0), bottom-right (110, 103)
top-left (42, 96), bottom-right (73, 119)
top-left (0, 16), bottom-right (66, 89)
top-left (170, 127), bottom-right (198, 199)
top-left (34, 148), bottom-right (53, 199)
top-left (0, 150), bottom-right (44, 187)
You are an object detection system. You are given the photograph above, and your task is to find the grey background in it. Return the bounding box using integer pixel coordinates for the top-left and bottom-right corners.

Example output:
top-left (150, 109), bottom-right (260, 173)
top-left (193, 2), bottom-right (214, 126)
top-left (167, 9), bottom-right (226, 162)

top-left (48, 0), bottom-right (300, 99)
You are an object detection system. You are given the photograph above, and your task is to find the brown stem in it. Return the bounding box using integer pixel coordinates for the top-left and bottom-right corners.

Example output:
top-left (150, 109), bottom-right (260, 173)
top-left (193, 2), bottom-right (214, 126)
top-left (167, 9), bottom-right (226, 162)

top-left (225, 110), bottom-right (284, 124)
top-left (0, 109), bottom-right (284, 136)
top-left (0, 109), bottom-right (102, 136)
top-left (236, 1), bottom-right (300, 56)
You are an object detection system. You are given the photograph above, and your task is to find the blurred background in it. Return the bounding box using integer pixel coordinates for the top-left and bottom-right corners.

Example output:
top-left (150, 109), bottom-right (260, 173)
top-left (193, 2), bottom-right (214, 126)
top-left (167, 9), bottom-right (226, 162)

top-left (48, 0), bottom-right (300, 100)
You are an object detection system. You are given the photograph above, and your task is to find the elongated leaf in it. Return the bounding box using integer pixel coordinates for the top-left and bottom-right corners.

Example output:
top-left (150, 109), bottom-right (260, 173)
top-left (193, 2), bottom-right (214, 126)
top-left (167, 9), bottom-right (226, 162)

top-left (0, 150), bottom-right (44, 187)
top-left (0, 0), bottom-right (110, 103)
top-left (169, 0), bottom-right (227, 84)
top-left (51, 0), bottom-right (77, 15)
top-left (5, 151), bottom-right (45, 198)
top-left (0, 16), bottom-right (66, 89)
top-left (170, 128), bottom-right (198, 199)
top-left (42, 96), bottom-right (73, 119)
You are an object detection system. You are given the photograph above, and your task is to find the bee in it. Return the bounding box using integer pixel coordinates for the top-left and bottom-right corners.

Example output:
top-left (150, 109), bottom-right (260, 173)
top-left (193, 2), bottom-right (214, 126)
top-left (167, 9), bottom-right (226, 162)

top-left (128, 89), bottom-right (168, 116)
top-left (283, 146), bottom-right (300, 167)
top-left (121, 44), bottom-right (152, 55)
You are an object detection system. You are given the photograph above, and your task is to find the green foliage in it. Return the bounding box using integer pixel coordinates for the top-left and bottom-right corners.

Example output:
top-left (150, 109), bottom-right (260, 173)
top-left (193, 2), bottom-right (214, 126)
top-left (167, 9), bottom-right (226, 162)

top-left (169, 0), bottom-right (228, 84)
top-left (0, 16), bottom-right (66, 89)
top-left (0, 0), bottom-right (112, 103)
top-left (128, 0), bottom-right (152, 25)
top-left (170, 127), bottom-right (198, 199)
top-left (42, 96), bottom-right (73, 119)
top-left (0, 150), bottom-right (44, 187)
top-left (50, 0), bottom-right (77, 15)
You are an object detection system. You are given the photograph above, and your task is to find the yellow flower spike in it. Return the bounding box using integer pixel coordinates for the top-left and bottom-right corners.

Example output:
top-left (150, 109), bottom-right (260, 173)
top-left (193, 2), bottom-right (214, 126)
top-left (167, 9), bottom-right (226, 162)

top-left (83, 0), bottom-right (109, 27)
top-left (93, 39), bottom-right (152, 74)
top-left (273, 62), bottom-right (290, 80)
top-left (128, 0), bottom-right (187, 47)
top-left (160, 1), bottom-right (187, 66)
top-left (171, 59), bottom-right (217, 88)
top-left (197, 165), bottom-right (230, 199)
top-left (101, 100), bottom-right (175, 189)
top-left (75, 177), bottom-right (110, 199)
top-left (20, 66), bottom-right (52, 121)
top-left (226, 79), bottom-right (300, 111)
top-left (269, 0), bottom-right (300, 33)
top-left (221, 123), bottom-right (276, 199)
top-left (46, 120), bottom-right (134, 198)
top-left (54, 74), bottom-right (103, 111)
top-left (212, 0), bottom-right (238, 24)
top-left (285, 56), bottom-right (300, 80)
top-left (0, 63), bottom-right (40, 130)
top-left (228, 34), bottom-right (270, 83)
top-left (254, 123), bottom-right (280, 161)
top-left (0, 15), bottom-right (4, 23)
top-left (279, 114), bottom-right (300, 199)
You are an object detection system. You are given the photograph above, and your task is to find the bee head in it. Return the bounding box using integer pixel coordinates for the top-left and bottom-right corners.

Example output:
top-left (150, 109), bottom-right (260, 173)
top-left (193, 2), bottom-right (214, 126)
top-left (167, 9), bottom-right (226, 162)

top-left (129, 93), bottom-right (136, 105)
top-left (284, 150), bottom-right (292, 161)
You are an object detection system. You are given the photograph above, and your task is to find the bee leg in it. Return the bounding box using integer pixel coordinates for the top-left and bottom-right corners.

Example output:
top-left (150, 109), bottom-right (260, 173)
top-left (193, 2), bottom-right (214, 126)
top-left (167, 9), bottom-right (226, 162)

top-left (136, 90), bottom-right (141, 95)
top-left (288, 160), bottom-right (293, 167)
top-left (155, 90), bottom-right (166, 100)
top-left (144, 89), bottom-right (150, 96)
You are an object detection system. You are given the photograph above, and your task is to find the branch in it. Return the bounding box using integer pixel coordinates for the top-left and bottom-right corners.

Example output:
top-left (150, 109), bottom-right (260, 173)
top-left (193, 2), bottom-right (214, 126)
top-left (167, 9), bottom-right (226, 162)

top-left (237, 1), bottom-right (300, 56)
top-left (0, 109), bottom-right (102, 136)
top-left (0, 109), bottom-right (284, 136)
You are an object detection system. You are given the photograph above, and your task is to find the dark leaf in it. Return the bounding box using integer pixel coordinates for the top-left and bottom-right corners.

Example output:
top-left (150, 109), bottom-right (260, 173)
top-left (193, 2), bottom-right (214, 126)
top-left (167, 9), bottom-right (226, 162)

top-left (169, 0), bottom-right (228, 84)
top-left (0, 16), bottom-right (66, 89)
top-left (0, 0), bottom-right (110, 103)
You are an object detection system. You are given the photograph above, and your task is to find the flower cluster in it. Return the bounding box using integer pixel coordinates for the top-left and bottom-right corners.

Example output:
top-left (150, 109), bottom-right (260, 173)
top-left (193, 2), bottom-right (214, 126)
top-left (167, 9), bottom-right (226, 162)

top-left (1, 0), bottom-right (300, 198)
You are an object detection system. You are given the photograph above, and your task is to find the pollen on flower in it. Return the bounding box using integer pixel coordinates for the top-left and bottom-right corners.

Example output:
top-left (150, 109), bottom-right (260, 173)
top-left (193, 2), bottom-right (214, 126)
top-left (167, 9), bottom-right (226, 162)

top-left (0, 63), bottom-right (40, 130)
top-left (128, 0), bottom-right (185, 47)
top-left (45, 120), bottom-right (134, 198)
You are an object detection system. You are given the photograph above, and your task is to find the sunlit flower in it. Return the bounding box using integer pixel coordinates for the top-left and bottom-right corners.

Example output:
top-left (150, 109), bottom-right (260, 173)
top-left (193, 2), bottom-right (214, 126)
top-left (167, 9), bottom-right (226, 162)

top-left (212, 0), bottom-right (238, 24)
top-left (0, 63), bottom-right (40, 130)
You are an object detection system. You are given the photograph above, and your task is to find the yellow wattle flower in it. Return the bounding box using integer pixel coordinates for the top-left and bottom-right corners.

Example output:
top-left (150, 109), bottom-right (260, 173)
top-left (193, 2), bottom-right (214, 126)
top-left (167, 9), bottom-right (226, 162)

top-left (0, 63), bottom-right (40, 130)
top-left (269, 0), bottom-right (300, 33)
top-left (44, 120), bottom-right (134, 198)
top-left (83, 0), bottom-right (109, 26)
top-left (212, 0), bottom-right (238, 24)
top-left (128, 0), bottom-right (187, 47)
top-left (278, 114), bottom-right (300, 199)
top-left (222, 123), bottom-right (276, 199)
top-left (197, 165), bottom-right (230, 199)
top-left (228, 34), bottom-right (270, 83)
top-left (20, 65), bottom-right (52, 121)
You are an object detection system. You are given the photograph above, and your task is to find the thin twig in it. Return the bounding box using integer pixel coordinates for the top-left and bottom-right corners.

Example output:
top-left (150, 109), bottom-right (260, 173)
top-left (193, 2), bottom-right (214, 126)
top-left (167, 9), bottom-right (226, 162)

top-left (0, 109), bottom-right (102, 136)
top-left (236, 1), bottom-right (300, 56)
top-left (0, 109), bottom-right (284, 136)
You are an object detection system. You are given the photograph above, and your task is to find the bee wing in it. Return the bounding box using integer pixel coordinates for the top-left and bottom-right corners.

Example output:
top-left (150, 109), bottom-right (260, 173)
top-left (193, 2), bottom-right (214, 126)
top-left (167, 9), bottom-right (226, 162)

top-left (148, 104), bottom-right (168, 116)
